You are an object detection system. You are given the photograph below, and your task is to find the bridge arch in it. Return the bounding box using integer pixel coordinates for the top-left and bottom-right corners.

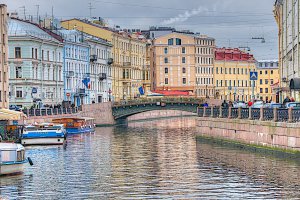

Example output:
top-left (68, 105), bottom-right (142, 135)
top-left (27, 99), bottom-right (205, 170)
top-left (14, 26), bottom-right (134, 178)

top-left (112, 102), bottom-right (200, 120)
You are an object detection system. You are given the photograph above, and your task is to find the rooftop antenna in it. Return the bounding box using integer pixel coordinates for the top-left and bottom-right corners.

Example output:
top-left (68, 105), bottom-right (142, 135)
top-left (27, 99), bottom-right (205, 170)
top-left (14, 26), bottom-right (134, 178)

top-left (239, 46), bottom-right (251, 52)
top-left (20, 6), bottom-right (26, 20)
top-left (35, 5), bottom-right (39, 23)
top-left (88, 2), bottom-right (95, 19)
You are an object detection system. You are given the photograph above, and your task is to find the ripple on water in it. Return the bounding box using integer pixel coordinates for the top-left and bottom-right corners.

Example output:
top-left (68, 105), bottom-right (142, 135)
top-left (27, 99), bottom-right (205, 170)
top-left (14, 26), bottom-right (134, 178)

top-left (0, 117), bottom-right (300, 199)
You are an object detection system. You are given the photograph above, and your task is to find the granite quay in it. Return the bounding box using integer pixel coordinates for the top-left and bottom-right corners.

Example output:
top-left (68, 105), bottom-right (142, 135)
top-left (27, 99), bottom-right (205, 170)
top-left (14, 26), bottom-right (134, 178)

top-left (197, 106), bottom-right (300, 154)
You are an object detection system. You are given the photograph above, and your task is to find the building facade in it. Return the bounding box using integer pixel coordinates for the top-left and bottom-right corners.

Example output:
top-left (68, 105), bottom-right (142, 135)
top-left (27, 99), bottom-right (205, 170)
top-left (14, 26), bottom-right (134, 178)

top-left (8, 18), bottom-right (64, 108)
top-left (151, 32), bottom-right (215, 97)
top-left (111, 32), bottom-right (147, 100)
top-left (256, 60), bottom-right (280, 102)
top-left (57, 30), bottom-right (90, 106)
top-left (214, 48), bottom-right (257, 102)
top-left (0, 5), bottom-right (8, 108)
top-left (61, 19), bottom-right (149, 101)
top-left (274, 0), bottom-right (300, 101)
top-left (85, 35), bottom-right (113, 103)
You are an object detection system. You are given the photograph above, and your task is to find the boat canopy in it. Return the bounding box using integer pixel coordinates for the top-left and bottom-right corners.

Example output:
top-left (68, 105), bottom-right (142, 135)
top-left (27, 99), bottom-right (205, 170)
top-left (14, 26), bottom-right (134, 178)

top-left (0, 143), bottom-right (25, 151)
top-left (0, 109), bottom-right (27, 120)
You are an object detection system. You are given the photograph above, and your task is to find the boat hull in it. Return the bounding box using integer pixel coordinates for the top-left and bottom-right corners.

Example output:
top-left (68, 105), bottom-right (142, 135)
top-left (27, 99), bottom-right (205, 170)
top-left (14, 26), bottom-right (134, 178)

top-left (1, 161), bottom-right (26, 175)
top-left (21, 137), bottom-right (65, 145)
top-left (66, 127), bottom-right (95, 134)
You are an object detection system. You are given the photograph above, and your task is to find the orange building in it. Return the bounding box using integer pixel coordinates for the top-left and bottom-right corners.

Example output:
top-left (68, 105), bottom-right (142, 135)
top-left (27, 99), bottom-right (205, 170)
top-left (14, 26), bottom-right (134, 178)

top-left (151, 32), bottom-right (215, 97)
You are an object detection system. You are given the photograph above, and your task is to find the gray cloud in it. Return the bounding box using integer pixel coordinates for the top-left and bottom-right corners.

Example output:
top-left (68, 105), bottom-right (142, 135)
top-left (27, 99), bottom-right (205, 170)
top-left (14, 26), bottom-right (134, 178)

top-left (2, 0), bottom-right (278, 60)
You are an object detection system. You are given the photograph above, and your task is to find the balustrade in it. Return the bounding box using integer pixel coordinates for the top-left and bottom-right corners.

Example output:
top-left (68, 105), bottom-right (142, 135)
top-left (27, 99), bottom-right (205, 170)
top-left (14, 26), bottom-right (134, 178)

top-left (277, 108), bottom-right (289, 122)
top-left (213, 107), bottom-right (220, 118)
top-left (241, 108), bottom-right (249, 119)
top-left (263, 108), bottom-right (274, 121)
top-left (231, 108), bottom-right (238, 119)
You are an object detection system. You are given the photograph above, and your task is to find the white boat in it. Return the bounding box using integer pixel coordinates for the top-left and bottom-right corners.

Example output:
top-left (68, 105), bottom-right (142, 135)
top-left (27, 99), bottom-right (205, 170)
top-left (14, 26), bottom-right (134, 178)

top-left (0, 143), bottom-right (33, 175)
top-left (21, 123), bottom-right (66, 145)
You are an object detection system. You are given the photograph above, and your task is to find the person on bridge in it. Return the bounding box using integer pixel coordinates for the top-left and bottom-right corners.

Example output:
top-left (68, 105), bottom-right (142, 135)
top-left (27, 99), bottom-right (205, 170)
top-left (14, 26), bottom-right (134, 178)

top-left (248, 101), bottom-right (253, 107)
top-left (221, 100), bottom-right (228, 108)
top-left (283, 96), bottom-right (291, 105)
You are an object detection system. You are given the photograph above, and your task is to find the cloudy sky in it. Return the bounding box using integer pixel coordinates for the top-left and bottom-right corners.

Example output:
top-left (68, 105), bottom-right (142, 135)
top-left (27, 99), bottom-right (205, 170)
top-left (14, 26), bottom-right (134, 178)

top-left (4, 0), bottom-right (278, 60)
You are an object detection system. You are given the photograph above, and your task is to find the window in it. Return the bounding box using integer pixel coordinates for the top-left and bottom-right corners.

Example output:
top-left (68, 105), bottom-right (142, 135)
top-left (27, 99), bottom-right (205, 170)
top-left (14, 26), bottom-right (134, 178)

top-left (182, 57), bottom-right (186, 63)
top-left (42, 50), bottom-right (44, 60)
top-left (271, 79), bottom-right (274, 84)
top-left (265, 71), bottom-right (268, 75)
top-left (260, 79), bottom-right (262, 84)
top-left (164, 58), bottom-right (168, 63)
top-left (229, 68), bottom-right (231, 74)
top-left (164, 48), bottom-right (168, 54)
top-left (165, 78), bottom-right (168, 84)
top-left (260, 71), bottom-right (262, 74)
top-left (165, 67), bottom-right (168, 74)
top-left (182, 67), bottom-right (186, 73)
top-left (168, 38), bottom-right (173, 45)
top-left (47, 51), bottom-right (50, 61)
top-left (260, 88), bottom-right (263, 93)
top-left (271, 70), bottom-right (273, 75)
top-left (32, 48), bottom-right (34, 58)
top-left (16, 87), bottom-right (23, 98)
top-left (182, 78), bottom-right (186, 84)
top-left (265, 79), bottom-right (268, 84)
top-left (15, 47), bottom-right (21, 58)
top-left (182, 47), bottom-right (186, 54)
top-left (35, 48), bottom-right (38, 59)
top-left (216, 67), bottom-right (218, 74)
top-left (270, 62), bottom-right (273, 67)
top-left (265, 88), bottom-right (268, 93)
top-left (16, 67), bottom-right (22, 78)
top-left (176, 38), bottom-right (182, 45)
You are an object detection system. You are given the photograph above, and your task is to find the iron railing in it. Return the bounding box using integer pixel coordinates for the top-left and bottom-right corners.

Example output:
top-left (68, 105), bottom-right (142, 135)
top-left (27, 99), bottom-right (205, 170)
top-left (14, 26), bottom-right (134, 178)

top-left (22, 107), bottom-right (79, 117)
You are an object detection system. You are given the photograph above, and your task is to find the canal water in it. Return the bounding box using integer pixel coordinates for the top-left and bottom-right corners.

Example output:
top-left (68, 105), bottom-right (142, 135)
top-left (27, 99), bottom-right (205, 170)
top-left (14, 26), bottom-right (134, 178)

top-left (1, 117), bottom-right (300, 199)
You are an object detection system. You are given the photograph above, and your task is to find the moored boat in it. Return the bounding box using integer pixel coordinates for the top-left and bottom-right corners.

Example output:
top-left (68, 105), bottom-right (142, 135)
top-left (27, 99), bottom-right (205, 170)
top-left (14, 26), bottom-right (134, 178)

top-left (52, 117), bottom-right (95, 134)
top-left (0, 143), bottom-right (33, 175)
top-left (21, 123), bottom-right (66, 145)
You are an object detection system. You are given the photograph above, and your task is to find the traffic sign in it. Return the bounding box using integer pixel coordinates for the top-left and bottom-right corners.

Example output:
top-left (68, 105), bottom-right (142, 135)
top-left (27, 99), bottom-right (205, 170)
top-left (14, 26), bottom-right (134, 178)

top-left (250, 72), bottom-right (258, 81)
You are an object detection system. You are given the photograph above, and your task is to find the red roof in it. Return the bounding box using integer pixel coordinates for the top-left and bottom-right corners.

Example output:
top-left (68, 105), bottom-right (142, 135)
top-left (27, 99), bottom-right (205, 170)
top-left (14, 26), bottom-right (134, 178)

top-left (215, 47), bottom-right (255, 62)
top-left (154, 90), bottom-right (190, 96)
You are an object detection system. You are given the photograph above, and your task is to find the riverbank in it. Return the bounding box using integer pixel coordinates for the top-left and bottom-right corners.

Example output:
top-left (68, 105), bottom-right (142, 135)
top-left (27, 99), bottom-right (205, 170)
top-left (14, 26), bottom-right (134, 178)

top-left (196, 117), bottom-right (300, 156)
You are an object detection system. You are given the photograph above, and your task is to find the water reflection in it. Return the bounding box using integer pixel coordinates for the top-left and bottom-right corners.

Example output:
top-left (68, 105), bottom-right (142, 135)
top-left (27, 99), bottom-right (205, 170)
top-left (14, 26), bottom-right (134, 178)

top-left (0, 117), bottom-right (299, 199)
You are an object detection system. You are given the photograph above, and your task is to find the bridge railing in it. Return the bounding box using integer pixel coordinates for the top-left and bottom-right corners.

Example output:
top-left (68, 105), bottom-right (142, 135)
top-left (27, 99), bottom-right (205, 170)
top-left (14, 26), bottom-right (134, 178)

top-left (113, 97), bottom-right (204, 107)
top-left (198, 106), bottom-right (298, 123)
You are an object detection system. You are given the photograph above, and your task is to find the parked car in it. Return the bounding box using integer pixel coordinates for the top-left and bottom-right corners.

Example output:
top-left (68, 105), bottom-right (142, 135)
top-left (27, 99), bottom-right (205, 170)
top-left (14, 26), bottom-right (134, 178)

top-left (264, 103), bottom-right (284, 109)
top-left (233, 101), bottom-right (247, 108)
top-left (251, 100), bottom-right (264, 108)
top-left (9, 105), bottom-right (21, 111)
top-left (285, 102), bottom-right (300, 109)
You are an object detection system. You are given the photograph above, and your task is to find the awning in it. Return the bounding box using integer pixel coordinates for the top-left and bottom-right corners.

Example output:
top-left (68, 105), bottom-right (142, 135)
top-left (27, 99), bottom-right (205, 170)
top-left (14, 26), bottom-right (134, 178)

top-left (290, 78), bottom-right (300, 90)
top-left (0, 109), bottom-right (27, 120)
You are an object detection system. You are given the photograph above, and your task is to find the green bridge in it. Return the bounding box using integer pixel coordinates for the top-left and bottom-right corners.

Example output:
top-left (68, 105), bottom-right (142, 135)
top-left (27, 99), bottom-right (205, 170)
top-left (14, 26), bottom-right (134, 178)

top-left (112, 98), bottom-right (203, 120)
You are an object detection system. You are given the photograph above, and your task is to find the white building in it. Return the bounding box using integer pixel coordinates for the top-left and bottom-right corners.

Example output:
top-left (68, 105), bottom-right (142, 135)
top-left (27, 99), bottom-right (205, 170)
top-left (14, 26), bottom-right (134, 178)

top-left (57, 30), bottom-right (90, 106)
top-left (274, 0), bottom-right (300, 100)
top-left (8, 18), bottom-right (64, 108)
top-left (85, 34), bottom-right (113, 103)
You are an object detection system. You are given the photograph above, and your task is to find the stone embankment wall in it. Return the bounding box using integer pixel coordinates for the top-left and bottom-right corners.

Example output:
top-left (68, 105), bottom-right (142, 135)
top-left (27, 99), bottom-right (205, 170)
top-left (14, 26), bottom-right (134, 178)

top-left (128, 110), bottom-right (197, 121)
top-left (24, 102), bottom-right (115, 126)
top-left (80, 102), bottom-right (115, 125)
top-left (197, 117), bottom-right (300, 152)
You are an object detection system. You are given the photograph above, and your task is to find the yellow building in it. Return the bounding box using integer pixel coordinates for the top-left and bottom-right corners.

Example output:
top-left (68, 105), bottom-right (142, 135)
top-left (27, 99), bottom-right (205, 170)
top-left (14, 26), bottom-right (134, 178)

top-left (61, 19), bottom-right (149, 101)
top-left (214, 48), bottom-right (257, 102)
top-left (151, 32), bottom-right (215, 97)
top-left (0, 4), bottom-right (8, 108)
top-left (256, 60), bottom-right (280, 103)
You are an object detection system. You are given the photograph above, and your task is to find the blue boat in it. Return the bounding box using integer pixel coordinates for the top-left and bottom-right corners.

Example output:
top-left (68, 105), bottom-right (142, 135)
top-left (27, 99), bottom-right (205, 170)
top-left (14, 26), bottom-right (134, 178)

top-left (21, 123), bottom-right (66, 145)
top-left (52, 117), bottom-right (95, 135)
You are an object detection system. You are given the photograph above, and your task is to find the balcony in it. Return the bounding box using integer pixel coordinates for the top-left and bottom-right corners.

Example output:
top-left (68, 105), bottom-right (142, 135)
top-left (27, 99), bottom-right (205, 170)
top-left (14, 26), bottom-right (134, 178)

top-left (66, 71), bottom-right (74, 77)
top-left (76, 88), bottom-right (86, 95)
top-left (123, 62), bottom-right (131, 67)
top-left (98, 73), bottom-right (107, 81)
top-left (90, 55), bottom-right (97, 62)
top-left (108, 58), bottom-right (114, 65)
